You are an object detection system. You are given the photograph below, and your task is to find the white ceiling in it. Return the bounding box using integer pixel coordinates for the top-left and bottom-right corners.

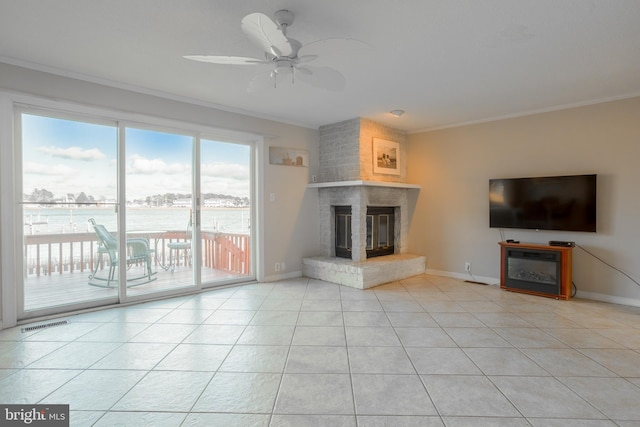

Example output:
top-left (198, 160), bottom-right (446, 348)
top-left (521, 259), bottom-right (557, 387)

top-left (1, 0), bottom-right (639, 132)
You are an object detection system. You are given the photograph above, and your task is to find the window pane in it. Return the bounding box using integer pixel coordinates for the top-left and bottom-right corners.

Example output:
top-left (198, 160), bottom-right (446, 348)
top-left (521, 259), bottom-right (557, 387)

top-left (125, 127), bottom-right (195, 296)
top-left (21, 113), bottom-right (119, 313)
top-left (200, 139), bottom-right (252, 283)
top-left (22, 114), bottom-right (117, 208)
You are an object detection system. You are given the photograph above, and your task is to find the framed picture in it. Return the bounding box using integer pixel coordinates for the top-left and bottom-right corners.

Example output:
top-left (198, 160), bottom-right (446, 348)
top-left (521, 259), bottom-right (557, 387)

top-left (269, 147), bottom-right (308, 167)
top-left (372, 138), bottom-right (400, 175)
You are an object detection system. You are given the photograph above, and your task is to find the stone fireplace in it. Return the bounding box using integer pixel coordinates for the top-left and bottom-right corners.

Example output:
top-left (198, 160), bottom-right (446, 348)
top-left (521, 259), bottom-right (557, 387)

top-left (302, 118), bottom-right (426, 289)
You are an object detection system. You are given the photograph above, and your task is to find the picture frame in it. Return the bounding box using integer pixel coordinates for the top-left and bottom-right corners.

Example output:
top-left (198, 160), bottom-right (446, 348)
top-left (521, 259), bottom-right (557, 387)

top-left (372, 138), bottom-right (400, 175)
top-left (269, 147), bottom-right (308, 167)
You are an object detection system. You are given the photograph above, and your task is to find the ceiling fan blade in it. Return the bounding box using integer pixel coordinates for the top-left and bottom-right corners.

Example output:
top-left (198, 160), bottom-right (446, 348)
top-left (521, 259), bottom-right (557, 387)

top-left (297, 55), bottom-right (318, 64)
top-left (296, 66), bottom-right (346, 91)
top-left (298, 37), bottom-right (373, 60)
top-left (295, 66), bottom-right (313, 75)
top-left (241, 12), bottom-right (292, 57)
top-left (183, 55), bottom-right (265, 65)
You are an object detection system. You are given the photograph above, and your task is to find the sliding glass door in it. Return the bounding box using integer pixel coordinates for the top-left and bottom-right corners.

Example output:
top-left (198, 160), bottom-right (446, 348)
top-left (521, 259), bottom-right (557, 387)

top-left (17, 108), bottom-right (255, 319)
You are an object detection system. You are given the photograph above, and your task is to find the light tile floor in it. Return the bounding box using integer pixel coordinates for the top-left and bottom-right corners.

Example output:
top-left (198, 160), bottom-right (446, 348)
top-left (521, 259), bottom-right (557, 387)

top-left (1, 274), bottom-right (640, 426)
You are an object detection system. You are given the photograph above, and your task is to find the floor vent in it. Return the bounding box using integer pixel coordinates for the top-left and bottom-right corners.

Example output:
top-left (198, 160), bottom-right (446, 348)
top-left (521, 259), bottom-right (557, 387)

top-left (464, 280), bottom-right (490, 286)
top-left (21, 320), bottom-right (70, 333)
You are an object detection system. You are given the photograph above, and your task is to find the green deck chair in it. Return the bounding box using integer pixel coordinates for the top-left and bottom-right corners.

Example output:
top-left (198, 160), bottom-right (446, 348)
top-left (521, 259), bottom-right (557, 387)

top-left (88, 218), bottom-right (157, 287)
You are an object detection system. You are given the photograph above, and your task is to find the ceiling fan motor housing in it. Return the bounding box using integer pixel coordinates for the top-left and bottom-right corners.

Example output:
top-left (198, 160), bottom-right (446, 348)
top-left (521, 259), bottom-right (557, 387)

top-left (274, 9), bottom-right (295, 31)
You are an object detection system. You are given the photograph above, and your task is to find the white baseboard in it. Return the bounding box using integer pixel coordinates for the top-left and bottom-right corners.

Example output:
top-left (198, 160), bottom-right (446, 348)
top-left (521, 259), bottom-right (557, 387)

top-left (263, 270), bottom-right (302, 283)
top-left (426, 269), bottom-right (500, 286)
top-left (575, 290), bottom-right (640, 308)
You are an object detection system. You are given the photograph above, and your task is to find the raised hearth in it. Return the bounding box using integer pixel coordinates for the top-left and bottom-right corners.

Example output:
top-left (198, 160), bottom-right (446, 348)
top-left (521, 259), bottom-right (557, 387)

top-left (305, 180), bottom-right (424, 288)
top-left (303, 254), bottom-right (426, 289)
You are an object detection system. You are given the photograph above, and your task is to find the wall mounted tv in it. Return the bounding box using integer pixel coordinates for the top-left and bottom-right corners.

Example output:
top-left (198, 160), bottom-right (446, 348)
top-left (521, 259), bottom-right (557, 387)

top-left (489, 174), bottom-right (597, 232)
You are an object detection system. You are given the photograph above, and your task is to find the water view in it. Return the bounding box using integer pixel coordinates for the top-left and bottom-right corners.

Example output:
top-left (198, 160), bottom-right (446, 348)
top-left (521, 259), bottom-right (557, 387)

top-left (24, 207), bottom-right (251, 235)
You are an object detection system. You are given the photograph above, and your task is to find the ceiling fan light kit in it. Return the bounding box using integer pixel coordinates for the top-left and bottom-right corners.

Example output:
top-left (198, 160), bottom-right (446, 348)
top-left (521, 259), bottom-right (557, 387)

top-left (184, 9), bottom-right (346, 91)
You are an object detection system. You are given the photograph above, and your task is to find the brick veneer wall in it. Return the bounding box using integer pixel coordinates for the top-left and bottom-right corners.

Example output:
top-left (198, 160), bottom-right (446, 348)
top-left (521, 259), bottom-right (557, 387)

top-left (318, 118), bottom-right (361, 182)
top-left (318, 118), bottom-right (407, 183)
top-left (359, 118), bottom-right (407, 182)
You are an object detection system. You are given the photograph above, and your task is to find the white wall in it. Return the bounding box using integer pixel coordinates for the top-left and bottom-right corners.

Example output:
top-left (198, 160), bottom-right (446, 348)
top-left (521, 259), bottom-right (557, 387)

top-left (0, 62), bottom-right (320, 326)
top-left (407, 97), bottom-right (640, 306)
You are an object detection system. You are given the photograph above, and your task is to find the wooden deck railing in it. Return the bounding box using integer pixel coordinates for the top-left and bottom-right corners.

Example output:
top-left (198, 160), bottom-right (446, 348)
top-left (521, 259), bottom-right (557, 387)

top-left (202, 231), bottom-right (250, 275)
top-left (23, 230), bottom-right (250, 277)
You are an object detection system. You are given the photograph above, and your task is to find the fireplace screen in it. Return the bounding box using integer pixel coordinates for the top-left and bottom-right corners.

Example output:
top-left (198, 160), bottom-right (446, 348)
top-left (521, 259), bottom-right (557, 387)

top-left (335, 206), bottom-right (352, 258)
top-left (334, 206), bottom-right (395, 259)
top-left (366, 207), bottom-right (395, 258)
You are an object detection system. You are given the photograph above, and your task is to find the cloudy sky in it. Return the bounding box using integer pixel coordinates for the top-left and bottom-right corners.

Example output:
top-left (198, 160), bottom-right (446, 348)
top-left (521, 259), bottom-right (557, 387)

top-left (22, 114), bottom-right (251, 202)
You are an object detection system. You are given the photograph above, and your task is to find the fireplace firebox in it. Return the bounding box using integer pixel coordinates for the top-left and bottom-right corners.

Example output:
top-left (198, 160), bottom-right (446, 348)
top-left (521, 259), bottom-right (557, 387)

top-left (335, 206), bottom-right (395, 259)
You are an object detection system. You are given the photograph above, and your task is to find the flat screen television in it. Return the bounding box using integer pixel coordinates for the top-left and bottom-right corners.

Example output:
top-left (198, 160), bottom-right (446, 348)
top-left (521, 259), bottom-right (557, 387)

top-left (489, 174), bottom-right (597, 232)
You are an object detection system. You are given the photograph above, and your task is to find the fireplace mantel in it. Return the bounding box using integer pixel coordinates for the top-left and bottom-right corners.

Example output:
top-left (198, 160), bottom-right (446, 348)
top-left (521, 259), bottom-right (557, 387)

top-left (308, 180), bottom-right (421, 190)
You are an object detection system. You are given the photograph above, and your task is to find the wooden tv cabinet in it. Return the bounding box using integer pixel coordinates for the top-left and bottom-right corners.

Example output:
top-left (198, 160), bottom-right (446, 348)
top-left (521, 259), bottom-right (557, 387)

top-left (499, 242), bottom-right (573, 300)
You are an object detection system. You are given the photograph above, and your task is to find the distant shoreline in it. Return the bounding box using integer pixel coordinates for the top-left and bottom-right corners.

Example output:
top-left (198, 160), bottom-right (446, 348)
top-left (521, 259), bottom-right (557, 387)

top-left (24, 206), bottom-right (249, 210)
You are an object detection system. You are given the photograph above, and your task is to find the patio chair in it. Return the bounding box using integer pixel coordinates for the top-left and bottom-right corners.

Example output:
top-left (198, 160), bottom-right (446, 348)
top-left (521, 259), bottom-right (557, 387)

top-left (167, 216), bottom-right (192, 273)
top-left (88, 218), bottom-right (156, 287)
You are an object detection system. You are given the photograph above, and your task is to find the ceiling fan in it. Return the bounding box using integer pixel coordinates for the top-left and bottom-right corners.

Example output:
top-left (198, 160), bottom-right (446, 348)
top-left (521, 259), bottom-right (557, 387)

top-left (184, 9), bottom-right (347, 91)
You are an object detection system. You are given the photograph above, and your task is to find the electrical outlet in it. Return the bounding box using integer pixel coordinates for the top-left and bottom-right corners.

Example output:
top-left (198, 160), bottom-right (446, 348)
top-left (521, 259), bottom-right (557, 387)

top-left (465, 262), bottom-right (471, 272)
top-left (274, 262), bottom-right (280, 272)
